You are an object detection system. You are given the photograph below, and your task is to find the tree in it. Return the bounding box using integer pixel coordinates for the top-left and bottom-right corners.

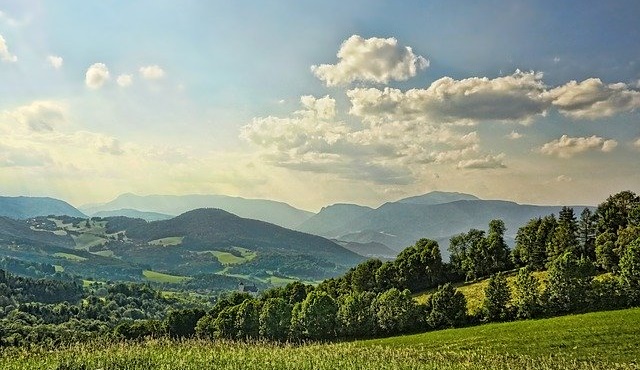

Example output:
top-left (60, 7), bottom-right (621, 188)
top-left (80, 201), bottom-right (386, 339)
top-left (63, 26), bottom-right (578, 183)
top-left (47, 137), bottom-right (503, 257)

top-left (577, 208), bottom-right (597, 261)
top-left (375, 262), bottom-right (398, 291)
top-left (548, 207), bottom-right (578, 261)
top-left (350, 259), bottom-right (383, 293)
top-left (234, 299), bottom-right (260, 340)
top-left (337, 291), bottom-right (377, 338)
top-left (482, 273), bottom-right (511, 322)
top-left (485, 220), bottom-right (512, 274)
top-left (596, 231), bottom-right (618, 272)
top-left (544, 252), bottom-right (596, 314)
top-left (513, 267), bottom-right (540, 319)
top-left (162, 308), bottom-right (206, 338)
top-left (449, 229), bottom-right (487, 280)
top-left (290, 291), bottom-right (337, 340)
top-left (619, 238), bottom-right (640, 306)
top-left (427, 283), bottom-right (467, 329)
top-left (374, 288), bottom-right (418, 335)
top-left (395, 239), bottom-right (443, 292)
top-left (259, 298), bottom-right (292, 341)
top-left (596, 191), bottom-right (640, 235)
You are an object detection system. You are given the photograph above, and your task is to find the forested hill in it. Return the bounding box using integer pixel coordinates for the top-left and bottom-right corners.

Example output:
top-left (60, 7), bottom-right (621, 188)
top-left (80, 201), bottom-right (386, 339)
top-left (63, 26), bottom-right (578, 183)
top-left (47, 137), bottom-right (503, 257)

top-left (0, 196), bottom-right (85, 219)
top-left (125, 208), bottom-right (363, 266)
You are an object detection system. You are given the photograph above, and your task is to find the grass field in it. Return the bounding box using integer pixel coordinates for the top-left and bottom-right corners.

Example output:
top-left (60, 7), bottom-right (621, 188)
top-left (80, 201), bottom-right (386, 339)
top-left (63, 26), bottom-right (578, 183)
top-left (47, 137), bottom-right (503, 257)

top-left (149, 236), bottom-right (184, 247)
top-left (52, 252), bottom-right (87, 262)
top-left (1, 308), bottom-right (638, 369)
top-left (142, 270), bottom-right (191, 284)
top-left (414, 271), bottom-right (548, 314)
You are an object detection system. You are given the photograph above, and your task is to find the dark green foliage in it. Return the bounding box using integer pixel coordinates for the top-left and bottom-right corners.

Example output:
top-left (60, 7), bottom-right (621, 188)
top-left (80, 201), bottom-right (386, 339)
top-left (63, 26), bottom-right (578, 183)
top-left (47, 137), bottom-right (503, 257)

top-left (162, 308), bottom-right (206, 338)
top-left (350, 259), bottom-right (383, 292)
top-left (513, 216), bottom-right (556, 270)
top-left (449, 220), bottom-right (511, 280)
top-left (290, 291), bottom-right (338, 340)
top-left (544, 253), bottom-right (596, 314)
top-left (548, 207), bottom-right (579, 261)
top-left (620, 238), bottom-right (640, 306)
top-left (374, 261), bottom-right (398, 291)
top-left (513, 267), bottom-right (541, 319)
top-left (427, 283), bottom-right (467, 329)
top-left (596, 231), bottom-right (618, 272)
top-left (259, 298), bottom-right (292, 340)
top-left (337, 291), bottom-right (377, 338)
top-left (395, 239), bottom-right (443, 292)
top-left (577, 208), bottom-right (597, 260)
top-left (114, 320), bottom-right (161, 340)
top-left (234, 299), bottom-right (260, 340)
top-left (374, 288), bottom-right (418, 335)
top-left (482, 273), bottom-right (511, 322)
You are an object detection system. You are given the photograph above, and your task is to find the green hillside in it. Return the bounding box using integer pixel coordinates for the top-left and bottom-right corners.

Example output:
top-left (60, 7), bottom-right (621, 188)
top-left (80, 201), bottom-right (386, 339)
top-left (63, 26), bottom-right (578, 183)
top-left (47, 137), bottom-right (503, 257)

top-left (3, 308), bottom-right (638, 369)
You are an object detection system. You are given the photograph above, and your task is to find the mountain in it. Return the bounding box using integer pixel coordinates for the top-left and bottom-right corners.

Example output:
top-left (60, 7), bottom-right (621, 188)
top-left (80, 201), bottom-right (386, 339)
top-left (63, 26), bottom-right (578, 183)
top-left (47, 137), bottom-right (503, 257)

top-left (81, 193), bottom-right (313, 229)
top-left (296, 203), bottom-right (374, 237)
top-left (396, 191), bottom-right (480, 205)
top-left (91, 208), bottom-right (173, 221)
top-left (0, 196), bottom-right (86, 219)
top-left (296, 192), bottom-right (592, 259)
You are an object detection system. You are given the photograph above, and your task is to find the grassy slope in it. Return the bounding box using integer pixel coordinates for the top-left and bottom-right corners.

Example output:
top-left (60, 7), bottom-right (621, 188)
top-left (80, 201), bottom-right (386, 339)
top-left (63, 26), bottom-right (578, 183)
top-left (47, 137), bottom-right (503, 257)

top-left (1, 308), bottom-right (638, 369)
top-left (142, 270), bottom-right (191, 283)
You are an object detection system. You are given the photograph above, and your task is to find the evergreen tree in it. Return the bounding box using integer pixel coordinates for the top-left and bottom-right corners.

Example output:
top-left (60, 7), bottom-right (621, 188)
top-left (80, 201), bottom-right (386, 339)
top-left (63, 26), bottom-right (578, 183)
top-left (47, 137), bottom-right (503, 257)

top-left (578, 208), bottom-right (597, 260)
top-left (548, 207), bottom-right (579, 261)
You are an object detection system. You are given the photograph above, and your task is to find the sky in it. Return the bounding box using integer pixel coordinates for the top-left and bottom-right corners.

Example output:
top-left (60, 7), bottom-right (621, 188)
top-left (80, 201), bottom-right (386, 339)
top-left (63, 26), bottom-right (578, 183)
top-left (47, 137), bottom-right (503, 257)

top-left (1, 0), bottom-right (640, 211)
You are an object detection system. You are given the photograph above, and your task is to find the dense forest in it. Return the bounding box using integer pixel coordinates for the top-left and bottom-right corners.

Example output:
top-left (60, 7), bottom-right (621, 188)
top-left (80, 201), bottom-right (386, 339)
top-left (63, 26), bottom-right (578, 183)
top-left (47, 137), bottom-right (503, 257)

top-left (1, 191), bottom-right (639, 346)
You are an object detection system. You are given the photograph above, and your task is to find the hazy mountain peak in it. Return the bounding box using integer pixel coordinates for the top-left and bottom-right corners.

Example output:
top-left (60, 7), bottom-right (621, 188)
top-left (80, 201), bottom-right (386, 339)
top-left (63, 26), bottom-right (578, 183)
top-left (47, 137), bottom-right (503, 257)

top-left (396, 191), bottom-right (480, 205)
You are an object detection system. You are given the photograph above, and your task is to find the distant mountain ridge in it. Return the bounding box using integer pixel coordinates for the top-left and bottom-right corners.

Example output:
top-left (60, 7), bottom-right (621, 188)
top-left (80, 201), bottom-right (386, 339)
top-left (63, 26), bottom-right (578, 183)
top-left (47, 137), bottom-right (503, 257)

top-left (0, 196), bottom-right (86, 219)
top-left (91, 208), bottom-right (173, 221)
top-left (81, 193), bottom-right (313, 229)
top-left (293, 192), bottom-right (593, 258)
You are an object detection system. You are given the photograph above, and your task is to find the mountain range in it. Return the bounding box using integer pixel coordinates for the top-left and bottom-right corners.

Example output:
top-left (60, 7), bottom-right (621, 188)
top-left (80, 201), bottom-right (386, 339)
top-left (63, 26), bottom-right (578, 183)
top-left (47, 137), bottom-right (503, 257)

top-left (80, 193), bottom-right (313, 229)
top-left (0, 196), bottom-right (86, 219)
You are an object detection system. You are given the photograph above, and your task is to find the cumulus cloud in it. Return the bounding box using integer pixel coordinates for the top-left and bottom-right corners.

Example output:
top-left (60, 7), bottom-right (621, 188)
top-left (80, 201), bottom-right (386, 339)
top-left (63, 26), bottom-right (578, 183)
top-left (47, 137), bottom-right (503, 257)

top-left (457, 154), bottom-right (506, 169)
top-left (546, 78), bottom-right (640, 119)
top-left (117, 74), bottom-right (133, 87)
top-left (139, 65), bottom-right (165, 80)
top-left (539, 135), bottom-right (618, 158)
top-left (3, 100), bottom-right (67, 132)
top-left (47, 55), bottom-right (63, 69)
top-left (347, 70), bottom-right (549, 125)
top-left (85, 63), bottom-right (110, 89)
top-left (311, 35), bottom-right (428, 86)
top-left (633, 137), bottom-right (640, 149)
top-left (0, 34), bottom-right (17, 62)
top-left (507, 131), bottom-right (523, 139)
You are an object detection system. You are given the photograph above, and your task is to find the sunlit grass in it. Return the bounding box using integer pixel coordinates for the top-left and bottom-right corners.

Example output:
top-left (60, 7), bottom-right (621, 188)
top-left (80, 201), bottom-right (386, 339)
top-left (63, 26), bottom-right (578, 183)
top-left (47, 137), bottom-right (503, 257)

top-left (142, 270), bottom-right (191, 283)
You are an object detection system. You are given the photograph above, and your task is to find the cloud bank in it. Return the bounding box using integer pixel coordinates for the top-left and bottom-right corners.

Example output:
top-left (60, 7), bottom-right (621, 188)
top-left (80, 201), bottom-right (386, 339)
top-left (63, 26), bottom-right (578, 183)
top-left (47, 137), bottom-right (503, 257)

top-left (539, 135), bottom-right (618, 158)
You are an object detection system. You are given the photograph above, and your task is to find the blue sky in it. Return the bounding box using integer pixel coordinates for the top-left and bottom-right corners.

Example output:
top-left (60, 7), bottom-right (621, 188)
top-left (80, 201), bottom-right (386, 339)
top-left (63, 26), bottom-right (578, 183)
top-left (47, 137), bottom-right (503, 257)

top-left (1, 1), bottom-right (639, 210)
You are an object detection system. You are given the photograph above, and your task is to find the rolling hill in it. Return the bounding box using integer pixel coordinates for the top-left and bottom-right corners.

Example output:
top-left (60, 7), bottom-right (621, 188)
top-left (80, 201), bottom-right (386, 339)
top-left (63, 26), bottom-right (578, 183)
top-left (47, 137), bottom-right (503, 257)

top-left (0, 196), bottom-right (86, 219)
top-left (0, 209), bottom-right (364, 287)
top-left (81, 193), bottom-right (313, 229)
top-left (91, 208), bottom-right (173, 221)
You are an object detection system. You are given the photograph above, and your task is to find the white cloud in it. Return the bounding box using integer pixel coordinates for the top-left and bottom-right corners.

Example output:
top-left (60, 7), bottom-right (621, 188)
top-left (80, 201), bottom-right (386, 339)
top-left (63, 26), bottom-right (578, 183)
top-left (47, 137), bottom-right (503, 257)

top-left (0, 34), bottom-right (17, 62)
top-left (553, 56), bottom-right (560, 63)
top-left (457, 154), bottom-right (506, 169)
top-left (139, 65), bottom-right (165, 80)
top-left (546, 78), bottom-right (640, 119)
top-left (47, 55), bottom-right (63, 69)
top-left (117, 74), bottom-right (133, 87)
top-left (311, 35), bottom-right (428, 86)
top-left (2, 100), bottom-right (67, 132)
top-left (85, 63), bottom-right (110, 89)
top-left (556, 175), bottom-right (572, 182)
top-left (347, 70), bottom-right (548, 125)
top-left (539, 135), bottom-right (618, 158)
top-left (507, 131), bottom-right (523, 139)
top-left (632, 137), bottom-right (640, 149)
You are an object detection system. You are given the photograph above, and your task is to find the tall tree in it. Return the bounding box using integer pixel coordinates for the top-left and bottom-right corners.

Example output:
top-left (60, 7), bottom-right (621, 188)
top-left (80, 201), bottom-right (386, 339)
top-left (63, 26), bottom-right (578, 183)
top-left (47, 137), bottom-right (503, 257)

top-left (290, 291), bottom-right (338, 340)
top-left (482, 272), bottom-right (511, 322)
top-left (577, 208), bottom-right (597, 261)
top-left (395, 238), bottom-right (443, 292)
top-left (548, 207), bottom-right (579, 261)
top-left (374, 288), bottom-right (418, 335)
top-left (486, 219), bottom-right (512, 274)
top-left (259, 298), bottom-right (292, 341)
top-left (427, 283), bottom-right (467, 329)
top-left (513, 267), bottom-right (541, 319)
